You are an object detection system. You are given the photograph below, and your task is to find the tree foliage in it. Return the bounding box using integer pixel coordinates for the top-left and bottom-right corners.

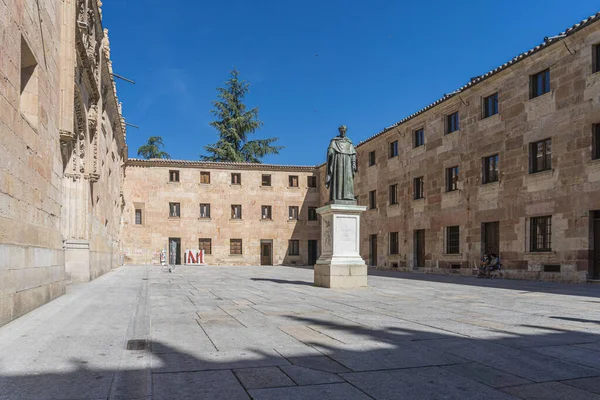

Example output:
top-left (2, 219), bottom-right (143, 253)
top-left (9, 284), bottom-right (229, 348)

top-left (201, 68), bottom-right (282, 163)
top-left (137, 136), bottom-right (171, 159)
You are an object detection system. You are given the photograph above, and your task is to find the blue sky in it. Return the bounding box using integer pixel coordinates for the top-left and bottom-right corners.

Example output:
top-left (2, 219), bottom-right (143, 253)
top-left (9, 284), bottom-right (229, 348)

top-left (103, 1), bottom-right (599, 166)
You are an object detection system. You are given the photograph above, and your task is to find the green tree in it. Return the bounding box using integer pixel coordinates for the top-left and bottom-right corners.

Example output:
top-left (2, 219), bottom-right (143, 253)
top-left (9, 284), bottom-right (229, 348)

top-left (137, 136), bottom-right (171, 159)
top-left (201, 68), bottom-right (282, 163)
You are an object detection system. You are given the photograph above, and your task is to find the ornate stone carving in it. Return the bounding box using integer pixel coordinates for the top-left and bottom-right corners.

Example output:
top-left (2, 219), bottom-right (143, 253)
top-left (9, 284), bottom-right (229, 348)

top-left (59, 130), bottom-right (76, 172)
top-left (88, 104), bottom-right (98, 134)
top-left (74, 91), bottom-right (86, 173)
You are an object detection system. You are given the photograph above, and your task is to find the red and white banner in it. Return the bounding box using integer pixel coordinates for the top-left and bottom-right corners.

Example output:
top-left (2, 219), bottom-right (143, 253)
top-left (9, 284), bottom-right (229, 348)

top-left (184, 249), bottom-right (206, 265)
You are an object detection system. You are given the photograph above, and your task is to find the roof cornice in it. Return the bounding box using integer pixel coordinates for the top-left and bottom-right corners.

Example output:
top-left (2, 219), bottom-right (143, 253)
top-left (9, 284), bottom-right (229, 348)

top-left (126, 158), bottom-right (318, 172)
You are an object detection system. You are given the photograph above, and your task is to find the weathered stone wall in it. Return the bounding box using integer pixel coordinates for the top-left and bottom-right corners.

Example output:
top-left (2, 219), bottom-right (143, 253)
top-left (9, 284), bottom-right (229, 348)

top-left (354, 18), bottom-right (600, 282)
top-left (122, 161), bottom-right (320, 266)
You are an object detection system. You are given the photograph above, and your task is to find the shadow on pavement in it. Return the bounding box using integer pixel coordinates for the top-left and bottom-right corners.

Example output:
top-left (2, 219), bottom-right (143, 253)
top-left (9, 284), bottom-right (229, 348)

top-left (250, 278), bottom-right (315, 286)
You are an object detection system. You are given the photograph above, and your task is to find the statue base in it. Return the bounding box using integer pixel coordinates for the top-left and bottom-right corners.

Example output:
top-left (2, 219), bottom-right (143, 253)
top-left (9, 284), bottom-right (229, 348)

top-left (314, 204), bottom-right (368, 288)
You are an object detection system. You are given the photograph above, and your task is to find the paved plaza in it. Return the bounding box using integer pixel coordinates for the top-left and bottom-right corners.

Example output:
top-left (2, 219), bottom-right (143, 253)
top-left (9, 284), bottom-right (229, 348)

top-left (0, 266), bottom-right (600, 399)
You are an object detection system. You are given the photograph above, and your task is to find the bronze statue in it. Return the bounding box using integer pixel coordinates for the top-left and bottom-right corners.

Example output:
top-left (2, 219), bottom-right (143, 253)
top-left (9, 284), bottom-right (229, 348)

top-left (325, 125), bottom-right (357, 203)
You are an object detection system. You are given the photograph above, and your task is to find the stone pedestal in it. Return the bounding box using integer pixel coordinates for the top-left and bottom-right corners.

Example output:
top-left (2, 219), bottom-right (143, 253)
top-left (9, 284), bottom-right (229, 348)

top-left (314, 204), bottom-right (368, 288)
top-left (64, 239), bottom-right (91, 283)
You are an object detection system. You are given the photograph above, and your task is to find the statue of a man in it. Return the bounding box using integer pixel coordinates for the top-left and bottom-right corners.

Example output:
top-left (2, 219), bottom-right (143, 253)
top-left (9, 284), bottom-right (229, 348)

top-left (325, 125), bottom-right (357, 203)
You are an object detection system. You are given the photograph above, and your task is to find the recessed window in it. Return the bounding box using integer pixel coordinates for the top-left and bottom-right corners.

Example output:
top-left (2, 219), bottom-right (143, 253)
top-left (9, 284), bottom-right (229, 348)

top-left (446, 112), bottom-right (459, 134)
top-left (169, 170), bottom-right (179, 182)
top-left (289, 206), bottom-right (299, 220)
top-left (530, 69), bottom-right (550, 98)
top-left (389, 141), bottom-right (398, 158)
top-left (288, 240), bottom-right (299, 256)
top-left (20, 36), bottom-right (39, 127)
top-left (231, 204), bottom-right (242, 219)
top-left (308, 207), bottom-right (318, 221)
top-left (446, 166), bottom-right (459, 192)
top-left (389, 232), bottom-right (399, 255)
top-left (530, 216), bottom-right (552, 252)
top-left (369, 151), bottom-right (376, 166)
top-left (261, 205), bottom-right (272, 220)
top-left (594, 44), bottom-right (600, 74)
top-left (169, 202), bottom-right (180, 218)
top-left (530, 138), bottom-right (552, 173)
top-left (446, 226), bottom-right (460, 254)
top-left (593, 124), bottom-right (600, 160)
top-left (414, 177), bottom-right (424, 200)
top-left (135, 209), bottom-right (143, 225)
top-left (307, 176), bottom-right (317, 188)
top-left (289, 175), bottom-right (299, 187)
top-left (414, 128), bottom-right (424, 148)
top-left (389, 184), bottom-right (398, 205)
top-left (199, 203), bottom-right (210, 218)
top-left (199, 238), bottom-right (212, 255)
top-left (200, 171), bottom-right (210, 184)
top-left (231, 173), bottom-right (241, 185)
top-left (483, 93), bottom-right (499, 118)
top-left (483, 155), bottom-right (499, 184)
top-left (230, 239), bottom-right (242, 255)
top-left (261, 174), bottom-right (271, 186)
top-left (369, 190), bottom-right (376, 210)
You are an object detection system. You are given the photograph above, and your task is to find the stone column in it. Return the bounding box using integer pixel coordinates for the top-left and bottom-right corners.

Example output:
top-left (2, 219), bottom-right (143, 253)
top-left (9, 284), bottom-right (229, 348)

top-left (314, 204), bottom-right (368, 288)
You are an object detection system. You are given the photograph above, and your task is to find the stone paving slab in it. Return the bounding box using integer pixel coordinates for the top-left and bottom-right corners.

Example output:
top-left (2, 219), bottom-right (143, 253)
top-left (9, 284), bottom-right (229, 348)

top-left (233, 366), bottom-right (295, 389)
top-left (280, 365), bottom-right (345, 385)
top-left (563, 376), bottom-right (600, 395)
top-left (500, 381), bottom-right (600, 400)
top-left (153, 370), bottom-right (249, 400)
top-left (248, 382), bottom-right (372, 400)
top-left (441, 362), bottom-right (532, 388)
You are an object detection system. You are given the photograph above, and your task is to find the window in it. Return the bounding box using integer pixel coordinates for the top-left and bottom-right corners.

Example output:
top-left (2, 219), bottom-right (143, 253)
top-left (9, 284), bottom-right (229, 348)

top-left (483, 93), bottom-right (499, 118)
top-left (594, 44), bottom-right (600, 74)
top-left (530, 69), bottom-right (550, 98)
top-left (414, 177), bottom-right (424, 200)
top-left (389, 184), bottom-right (398, 205)
top-left (308, 207), bottom-right (318, 221)
top-left (200, 171), bottom-right (210, 184)
top-left (20, 36), bottom-right (38, 127)
top-left (593, 124), bottom-right (600, 160)
top-left (199, 203), bottom-right (210, 218)
top-left (446, 166), bottom-right (459, 192)
top-left (289, 206), bottom-right (299, 220)
top-left (169, 202), bottom-right (180, 218)
top-left (530, 138), bottom-right (552, 173)
top-left (389, 141), bottom-right (398, 158)
top-left (369, 190), bottom-right (376, 209)
top-left (446, 111), bottom-right (459, 134)
top-left (414, 128), bottom-right (424, 148)
top-left (231, 173), bottom-right (241, 185)
top-left (169, 170), bottom-right (179, 182)
top-left (530, 216), bottom-right (552, 252)
top-left (262, 205), bottom-right (272, 219)
top-left (231, 204), bottom-right (242, 219)
top-left (446, 226), bottom-right (460, 254)
top-left (135, 209), bottom-right (142, 225)
top-left (307, 176), bottom-right (317, 188)
top-left (199, 238), bottom-right (212, 255)
top-left (262, 174), bottom-right (271, 186)
top-left (288, 240), bottom-right (299, 256)
top-left (289, 175), bottom-right (299, 187)
top-left (230, 239), bottom-right (242, 255)
top-left (369, 151), bottom-right (376, 166)
top-left (482, 155), bottom-right (499, 184)
top-left (389, 232), bottom-right (399, 255)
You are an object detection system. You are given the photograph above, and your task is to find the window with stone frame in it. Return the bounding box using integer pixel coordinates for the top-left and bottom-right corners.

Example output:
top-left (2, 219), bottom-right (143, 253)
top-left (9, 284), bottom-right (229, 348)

top-left (308, 207), bottom-right (318, 221)
top-left (446, 226), bottom-right (460, 254)
top-left (389, 141), bottom-right (398, 158)
top-left (231, 204), bottom-right (242, 219)
top-left (307, 176), bottom-right (317, 188)
top-left (288, 240), bottom-right (299, 256)
top-left (169, 170), bottom-right (179, 182)
top-left (530, 69), bottom-right (550, 99)
top-left (261, 174), bottom-right (271, 186)
top-left (593, 124), bottom-right (600, 160)
top-left (289, 175), bottom-right (299, 187)
top-left (230, 239), bottom-right (242, 255)
top-left (169, 202), bottom-right (180, 218)
top-left (135, 209), bottom-right (143, 225)
top-left (369, 190), bottom-right (377, 210)
top-left (483, 93), bottom-right (499, 118)
top-left (414, 128), bottom-right (424, 148)
top-left (262, 205), bottom-right (272, 220)
top-left (529, 138), bottom-right (552, 173)
top-left (446, 166), bottom-right (459, 192)
top-left (530, 216), bottom-right (552, 252)
top-left (231, 173), bottom-right (241, 185)
top-left (482, 154), bottom-right (499, 184)
top-left (200, 171), bottom-right (210, 184)
top-left (368, 151), bottom-right (376, 166)
top-left (199, 203), bottom-right (210, 218)
top-left (594, 44), bottom-right (600, 74)
top-left (199, 238), bottom-right (212, 255)
top-left (389, 232), bottom-right (399, 255)
top-left (446, 111), bottom-right (459, 134)
top-left (389, 184), bottom-right (398, 205)
top-left (414, 177), bottom-right (424, 200)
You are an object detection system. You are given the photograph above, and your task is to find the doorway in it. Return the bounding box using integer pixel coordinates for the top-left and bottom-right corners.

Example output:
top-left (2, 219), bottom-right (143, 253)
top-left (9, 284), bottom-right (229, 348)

top-left (592, 211), bottom-right (600, 279)
top-left (482, 222), bottom-right (500, 257)
top-left (168, 237), bottom-right (181, 265)
top-left (308, 240), bottom-right (318, 266)
top-left (369, 234), bottom-right (377, 266)
top-left (260, 240), bottom-right (273, 265)
top-left (414, 229), bottom-right (425, 269)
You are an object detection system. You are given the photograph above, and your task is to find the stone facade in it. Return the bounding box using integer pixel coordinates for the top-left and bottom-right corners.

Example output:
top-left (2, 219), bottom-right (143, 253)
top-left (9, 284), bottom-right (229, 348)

top-left (0, 0), bottom-right (126, 327)
top-left (122, 160), bottom-right (320, 266)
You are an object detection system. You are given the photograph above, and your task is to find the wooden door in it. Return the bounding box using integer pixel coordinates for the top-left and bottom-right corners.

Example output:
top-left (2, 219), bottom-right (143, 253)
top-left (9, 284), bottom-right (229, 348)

top-left (260, 241), bottom-right (272, 265)
top-left (308, 240), bottom-right (318, 266)
top-left (414, 230), bottom-right (425, 269)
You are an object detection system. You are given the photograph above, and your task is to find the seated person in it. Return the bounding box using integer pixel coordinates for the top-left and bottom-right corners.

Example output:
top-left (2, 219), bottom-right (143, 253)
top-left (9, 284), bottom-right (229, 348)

top-left (478, 254), bottom-right (490, 277)
top-left (488, 253), bottom-right (501, 276)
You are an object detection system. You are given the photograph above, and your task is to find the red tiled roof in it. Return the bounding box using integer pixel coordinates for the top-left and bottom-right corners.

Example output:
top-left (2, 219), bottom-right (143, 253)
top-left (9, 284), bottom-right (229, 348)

top-left (127, 158), bottom-right (318, 171)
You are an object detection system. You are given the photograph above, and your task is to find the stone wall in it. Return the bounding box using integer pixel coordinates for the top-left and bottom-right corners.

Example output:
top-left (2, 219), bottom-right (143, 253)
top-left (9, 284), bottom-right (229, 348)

top-left (122, 160), bottom-right (320, 266)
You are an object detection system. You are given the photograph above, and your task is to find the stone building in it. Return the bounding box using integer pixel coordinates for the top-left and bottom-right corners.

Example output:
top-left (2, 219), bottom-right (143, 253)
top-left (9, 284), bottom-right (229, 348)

top-left (122, 159), bottom-right (320, 266)
top-left (0, 0), bottom-right (126, 327)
